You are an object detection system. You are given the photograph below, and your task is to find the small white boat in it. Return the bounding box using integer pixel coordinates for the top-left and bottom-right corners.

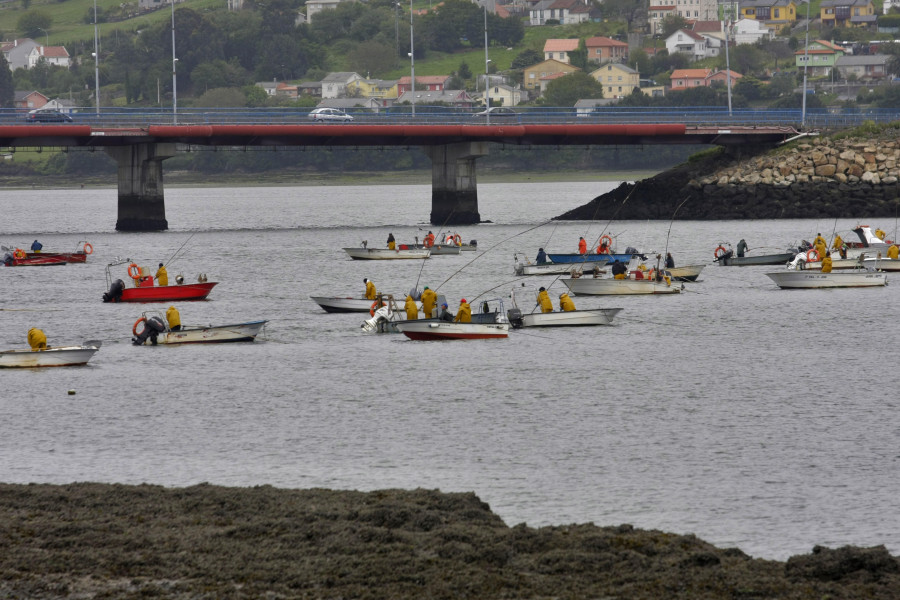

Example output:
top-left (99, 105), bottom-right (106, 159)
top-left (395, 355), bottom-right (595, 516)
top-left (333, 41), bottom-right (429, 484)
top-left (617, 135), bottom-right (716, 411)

top-left (395, 321), bottom-right (509, 340)
top-left (859, 257), bottom-right (900, 271)
top-left (788, 252), bottom-right (862, 271)
top-left (311, 296), bottom-right (384, 313)
top-left (506, 286), bottom-right (622, 326)
top-left (132, 312), bottom-right (267, 345)
top-left (343, 247), bottom-right (430, 260)
top-left (561, 272), bottom-right (683, 295)
top-left (667, 264), bottom-right (705, 281)
top-left (766, 270), bottom-right (887, 289)
top-left (514, 253), bottom-right (608, 276)
top-left (0, 344), bottom-right (100, 368)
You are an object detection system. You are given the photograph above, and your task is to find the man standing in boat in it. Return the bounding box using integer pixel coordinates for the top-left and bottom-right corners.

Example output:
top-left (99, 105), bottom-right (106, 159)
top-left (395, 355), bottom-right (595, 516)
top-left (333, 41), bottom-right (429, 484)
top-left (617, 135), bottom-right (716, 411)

top-left (536, 287), bottom-right (553, 313)
top-left (166, 306), bottom-right (182, 331)
top-left (577, 237), bottom-right (587, 255)
top-left (821, 251), bottom-right (833, 273)
top-left (364, 278), bottom-right (376, 300)
top-left (155, 263), bottom-right (169, 286)
top-left (30, 240), bottom-right (42, 253)
top-left (423, 231), bottom-right (435, 248)
top-left (454, 299), bottom-right (472, 323)
top-left (665, 253), bottom-right (675, 268)
top-left (439, 303), bottom-right (454, 322)
top-left (421, 286), bottom-right (437, 318)
top-left (535, 248), bottom-right (548, 264)
top-left (387, 233), bottom-right (396, 250)
top-left (611, 259), bottom-right (627, 279)
top-left (736, 239), bottom-right (749, 258)
top-left (558, 293), bottom-right (576, 312)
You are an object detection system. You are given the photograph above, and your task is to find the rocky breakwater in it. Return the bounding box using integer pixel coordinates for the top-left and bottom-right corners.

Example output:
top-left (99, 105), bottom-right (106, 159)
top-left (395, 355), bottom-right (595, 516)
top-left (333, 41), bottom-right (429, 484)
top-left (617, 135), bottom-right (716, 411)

top-left (557, 132), bottom-right (900, 220)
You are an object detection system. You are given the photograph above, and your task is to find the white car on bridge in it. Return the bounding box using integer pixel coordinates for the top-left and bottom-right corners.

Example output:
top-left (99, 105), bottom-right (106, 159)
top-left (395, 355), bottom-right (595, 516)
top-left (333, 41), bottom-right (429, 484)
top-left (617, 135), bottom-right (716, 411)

top-left (308, 108), bottom-right (354, 122)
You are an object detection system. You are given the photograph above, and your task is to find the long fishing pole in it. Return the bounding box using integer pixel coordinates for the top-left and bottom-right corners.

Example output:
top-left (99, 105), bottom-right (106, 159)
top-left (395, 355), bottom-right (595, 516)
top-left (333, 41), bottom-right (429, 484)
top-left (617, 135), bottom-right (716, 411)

top-left (662, 197), bottom-right (690, 267)
top-left (413, 210), bottom-right (455, 294)
top-left (164, 232), bottom-right (197, 267)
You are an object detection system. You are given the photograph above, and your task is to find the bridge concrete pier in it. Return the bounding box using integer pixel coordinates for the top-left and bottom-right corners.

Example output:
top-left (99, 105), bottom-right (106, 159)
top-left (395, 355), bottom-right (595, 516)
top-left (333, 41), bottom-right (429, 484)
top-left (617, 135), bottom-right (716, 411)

top-left (105, 143), bottom-right (176, 231)
top-left (425, 142), bottom-right (488, 225)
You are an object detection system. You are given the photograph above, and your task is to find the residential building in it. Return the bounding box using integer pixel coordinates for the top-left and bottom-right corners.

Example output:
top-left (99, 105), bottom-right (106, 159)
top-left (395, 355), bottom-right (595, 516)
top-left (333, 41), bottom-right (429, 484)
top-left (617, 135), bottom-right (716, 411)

top-left (1, 39), bottom-right (39, 71)
top-left (670, 68), bottom-right (712, 90)
top-left (820, 0), bottom-right (877, 27)
top-left (665, 29), bottom-right (710, 60)
top-left (589, 63), bottom-right (640, 98)
top-left (316, 97), bottom-right (382, 110)
top-left (42, 98), bottom-right (78, 113)
top-left (276, 82), bottom-right (299, 98)
top-left (707, 69), bottom-right (744, 86)
top-left (347, 78), bottom-right (399, 100)
top-left (834, 54), bottom-right (889, 80)
top-left (539, 71), bottom-right (574, 93)
top-left (480, 83), bottom-right (522, 106)
top-left (884, 0), bottom-right (899, 13)
top-left (647, 0), bottom-right (719, 34)
top-left (523, 59), bottom-right (579, 91)
top-left (256, 81), bottom-right (278, 96)
top-left (795, 40), bottom-right (845, 77)
top-left (26, 45), bottom-right (70, 69)
top-left (397, 75), bottom-right (450, 94)
top-left (739, 0), bottom-right (797, 27)
top-left (585, 36), bottom-right (628, 64)
top-left (543, 39), bottom-right (580, 64)
top-left (321, 72), bottom-right (363, 98)
top-left (14, 90), bottom-right (49, 110)
top-left (530, 0), bottom-right (591, 24)
top-left (732, 17), bottom-right (776, 44)
top-left (395, 89), bottom-right (476, 108)
top-left (297, 82), bottom-right (323, 97)
top-left (306, 0), bottom-right (354, 20)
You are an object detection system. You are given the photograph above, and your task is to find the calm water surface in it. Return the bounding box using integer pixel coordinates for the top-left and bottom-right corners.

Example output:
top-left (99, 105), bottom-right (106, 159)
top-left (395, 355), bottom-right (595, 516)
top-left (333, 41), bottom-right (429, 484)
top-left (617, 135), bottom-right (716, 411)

top-left (1, 182), bottom-right (898, 561)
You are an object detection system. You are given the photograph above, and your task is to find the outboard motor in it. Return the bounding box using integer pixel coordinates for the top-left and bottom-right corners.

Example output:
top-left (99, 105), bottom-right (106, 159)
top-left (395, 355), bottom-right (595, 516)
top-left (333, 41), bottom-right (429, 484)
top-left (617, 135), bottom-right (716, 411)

top-left (507, 307), bottom-right (524, 329)
top-left (132, 316), bottom-right (166, 345)
top-left (3, 252), bottom-right (13, 266)
top-left (102, 278), bottom-right (126, 303)
top-left (361, 306), bottom-right (392, 332)
top-left (469, 240), bottom-right (477, 248)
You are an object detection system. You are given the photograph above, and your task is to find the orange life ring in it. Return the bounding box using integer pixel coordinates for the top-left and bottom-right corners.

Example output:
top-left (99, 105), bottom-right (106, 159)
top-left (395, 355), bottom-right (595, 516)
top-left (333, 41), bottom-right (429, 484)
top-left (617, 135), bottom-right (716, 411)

top-left (714, 245), bottom-right (728, 259)
top-left (369, 300), bottom-right (384, 317)
top-left (83, 242), bottom-right (93, 255)
top-left (599, 235), bottom-right (612, 252)
top-left (132, 316), bottom-right (147, 337)
top-left (453, 234), bottom-right (461, 246)
top-left (446, 235), bottom-right (454, 244)
top-left (806, 249), bottom-right (820, 262)
top-left (127, 263), bottom-right (141, 279)
top-left (13, 248), bottom-right (25, 259)
top-left (647, 268), bottom-right (655, 280)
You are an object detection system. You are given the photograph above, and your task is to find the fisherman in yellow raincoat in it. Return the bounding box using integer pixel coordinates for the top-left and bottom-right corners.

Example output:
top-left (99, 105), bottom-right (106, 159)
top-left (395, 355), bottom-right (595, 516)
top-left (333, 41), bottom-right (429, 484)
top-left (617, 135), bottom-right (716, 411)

top-left (404, 295), bottom-right (418, 320)
top-left (888, 244), bottom-right (900, 260)
top-left (364, 278), bottom-right (376, 300)
top-left (559, 293), bottom-right (576, 312)
top-left (420, 285), bottom-right (437, 318)
top-left (536, 287), bottom-right (553, 313)
top-left (387, 233), bottom-right (396, 250)
top-left (454, 299), bottom-right (472, 323)
top-left (875, 228), bottom-right (886, 241)
top-left (813, 232), bottom-right (827, 248)
top-left (155, 263), bottom-right (169, 286)
top-left (27, 327), bottom-right (47, 350)
top-left (821, 251), bottom-right (833, 273)
top-left (166, 306), bottom-right (182, 331)
top-left (814, 238), bottom-right (827, 262)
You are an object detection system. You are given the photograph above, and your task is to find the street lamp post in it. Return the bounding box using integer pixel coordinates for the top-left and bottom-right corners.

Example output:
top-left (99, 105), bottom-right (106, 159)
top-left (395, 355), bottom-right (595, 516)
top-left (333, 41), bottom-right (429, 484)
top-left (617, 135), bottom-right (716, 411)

top-left (484, 5), bottom-right (493, 122)
top-left (172, 0), bottom-right (178, 124)
top-left (801, 0), bottom-right (810, 128)
top-left (93, 0), bottom-right (100, 115)
top-left (409, 0), bottom-right (415, 116)
top-left (37, 27), bottom-right (49, 47)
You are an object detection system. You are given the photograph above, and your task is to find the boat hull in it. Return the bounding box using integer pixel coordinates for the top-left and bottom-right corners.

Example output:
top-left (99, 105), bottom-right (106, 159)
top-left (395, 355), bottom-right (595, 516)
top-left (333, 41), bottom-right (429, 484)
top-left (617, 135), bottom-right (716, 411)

top-left (547, 253), bottom-right (634, 264)
top-left (717, 253), bottom-right (795, 266)
top-left (561, 277), bottom-right (682, 295)
top-left (860, 258), bottom-right (900, 271)
top-left (118, 282), bottom-right (218, 303)
top-left (6, 255), bottom-right (68, 266)
top-left (343, 247), bottom-right (430, 260)
top-left (409, 244), bottom-right (461, 255)
top-left (667, 264), bottom-right (705, 281)
top-left (520, 308), bottom-right (622, 327)
top-left (395, 321), bottom-right (508, 340)
top-left (311, 296), bottom-right (379, 313)
top-left (0, 346), bottom-right (98, 368)
top-left (26, 252), bottom-right (87, 263)
top-left (766, 271), bottom-right (887, 288)
top-left (142, 321), bottom-right (267, 345)
top-left (515, 258), bottom-right (608, 276)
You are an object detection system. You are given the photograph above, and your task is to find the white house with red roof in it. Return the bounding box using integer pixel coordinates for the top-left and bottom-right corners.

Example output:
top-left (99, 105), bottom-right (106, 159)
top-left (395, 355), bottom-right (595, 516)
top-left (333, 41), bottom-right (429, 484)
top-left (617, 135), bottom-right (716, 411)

top-left (670, 68), bottom-right (743, 90)
top-left (543, 39), bottom-right (580, 63)
top-left (1, 38), bottom-right (39, 71)
top-left (585, 36), bottom-right (628, 64)
top-left (27, 46), bottom-right (70, 69)
top-left (665, 29), bottom-right (712, 60)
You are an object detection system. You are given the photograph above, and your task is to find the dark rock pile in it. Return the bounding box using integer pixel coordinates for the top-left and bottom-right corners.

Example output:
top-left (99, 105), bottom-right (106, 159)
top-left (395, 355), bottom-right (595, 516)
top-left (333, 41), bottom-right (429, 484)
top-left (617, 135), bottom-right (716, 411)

top-left (0, 483), bottom-right (898, 599)
top-left (557, 132), bottom-right (900, 221)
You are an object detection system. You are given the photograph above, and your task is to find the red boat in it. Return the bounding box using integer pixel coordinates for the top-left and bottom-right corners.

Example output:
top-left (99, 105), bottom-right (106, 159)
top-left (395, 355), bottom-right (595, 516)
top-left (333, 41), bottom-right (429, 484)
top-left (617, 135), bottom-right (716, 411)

top-left (103, 260), bottom-right (217, 303)
top-left (25, 241), bottom-right (93, 263)
top-left (4, 251), bottom-right (67, 267)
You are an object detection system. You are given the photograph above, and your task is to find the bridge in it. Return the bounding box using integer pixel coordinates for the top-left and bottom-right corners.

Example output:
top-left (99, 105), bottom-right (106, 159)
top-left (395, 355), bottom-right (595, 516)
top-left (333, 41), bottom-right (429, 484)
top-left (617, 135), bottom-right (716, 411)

top-left (4, 106), bottom-right (894, 229)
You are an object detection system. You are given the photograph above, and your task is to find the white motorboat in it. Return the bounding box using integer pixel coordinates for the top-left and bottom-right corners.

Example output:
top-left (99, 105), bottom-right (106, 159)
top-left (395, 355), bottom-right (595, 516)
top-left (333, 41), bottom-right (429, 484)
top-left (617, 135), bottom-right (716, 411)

top-left (132, 312), bottom-right (267, 345)
top-left (506, 286), bottom-right (622, 326)
top-left (0, 343), bottom-right (100, 368)
top-left (859, 257), bottom-right (900, 271)
top-left (343, 247), bottom-right (430, 260)
top-left (514, 253), bottom-right (608, 276)
top-left (667, 264), bottom-right (705, 281)
top-left (766, 270), bottom-right (887, 289)
top-left (561, 271), bottom-right (683, 295)
top-left (361, 294), bottom-right (433, 333)
top-left (788, 251), bottom-right (862, 270)
top-left (311, 296), bottom-right (384, 313)
top-left (395, 321), bottom-right (509, 340)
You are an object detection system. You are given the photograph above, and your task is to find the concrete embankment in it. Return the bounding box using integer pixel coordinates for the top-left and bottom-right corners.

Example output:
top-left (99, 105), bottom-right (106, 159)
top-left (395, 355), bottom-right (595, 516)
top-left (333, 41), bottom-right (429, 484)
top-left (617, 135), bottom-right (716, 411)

top-left (557, 130), bottom-right (900, 220)
top-left (1, 482), bottom-right (899, 599)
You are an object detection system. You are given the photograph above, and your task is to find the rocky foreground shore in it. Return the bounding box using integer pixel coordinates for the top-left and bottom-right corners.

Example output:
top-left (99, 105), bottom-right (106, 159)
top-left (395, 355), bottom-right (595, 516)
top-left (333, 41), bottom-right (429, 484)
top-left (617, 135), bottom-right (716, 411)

top-left (1, 483), bottom-right (898, 599)
top-left (557, 126), bottom-right (900, 221)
